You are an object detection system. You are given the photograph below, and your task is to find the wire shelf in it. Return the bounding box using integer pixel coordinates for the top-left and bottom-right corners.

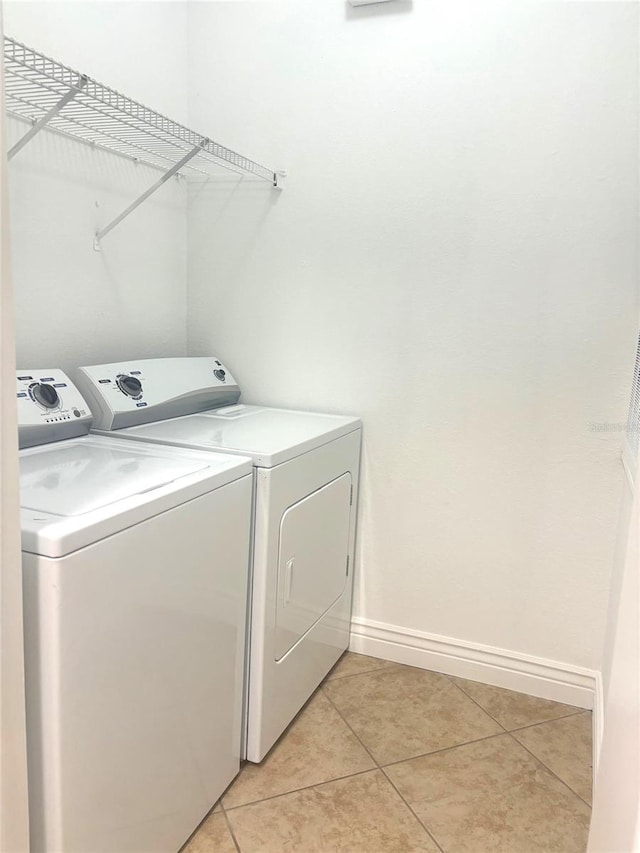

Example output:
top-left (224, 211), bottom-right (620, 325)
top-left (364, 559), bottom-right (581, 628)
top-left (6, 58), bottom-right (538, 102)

top-left (3, 35), bottom-right (278, 184)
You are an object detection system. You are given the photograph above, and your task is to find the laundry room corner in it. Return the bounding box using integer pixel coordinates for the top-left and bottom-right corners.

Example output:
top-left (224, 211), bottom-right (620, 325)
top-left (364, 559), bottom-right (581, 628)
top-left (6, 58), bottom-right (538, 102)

top-left (184, 0), bottom-right (638, 685)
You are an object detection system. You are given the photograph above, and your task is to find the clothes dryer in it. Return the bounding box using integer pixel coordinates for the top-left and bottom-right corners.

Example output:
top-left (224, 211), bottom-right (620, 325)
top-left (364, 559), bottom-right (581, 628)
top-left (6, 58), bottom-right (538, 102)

top-left (17, 370), bottom-right (252, 852)
top-left (75, 357), bottom-right (361, 762)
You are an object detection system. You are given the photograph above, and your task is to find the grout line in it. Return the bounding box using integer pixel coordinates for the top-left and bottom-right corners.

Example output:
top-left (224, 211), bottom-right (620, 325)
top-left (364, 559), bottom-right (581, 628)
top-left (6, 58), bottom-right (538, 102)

top-left (320, 686), bottom-right (380, 767)
top-left (326, 662), bottom-right (395, 682)
top-left (440, 674), bottom-right (584, 734)
top-left (443, 674), bottom-right (509, 732)
top-left (323, 679), bottom-right (512, 769)
top-left (222, 659), bottom-right (386, 813)
top-left (220, 804), bottom-right (243, 853)
top-left (322, 683), bottom-right (445, 852)
top-left (324, 665), bottom-right (559, 777)
top-left (506, 709), bottom-right (589, 735)
top-left (446, 671), bottom-right (590, 772)
top-left (381, 766), bottom-right (446, 853)
top-left (380, 730), bottom-right (511, 770)
top-left (508, 730), bottom-right (593, 810)
top-left (223, 767), bottom-right (379, 811)
top-left (444, 672), bottom-right (586, 730)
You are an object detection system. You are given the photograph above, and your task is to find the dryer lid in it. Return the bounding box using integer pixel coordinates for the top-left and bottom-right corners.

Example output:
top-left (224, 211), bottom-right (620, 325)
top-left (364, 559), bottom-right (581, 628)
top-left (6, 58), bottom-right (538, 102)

top-left (20, 442), bottom-right (209, 516)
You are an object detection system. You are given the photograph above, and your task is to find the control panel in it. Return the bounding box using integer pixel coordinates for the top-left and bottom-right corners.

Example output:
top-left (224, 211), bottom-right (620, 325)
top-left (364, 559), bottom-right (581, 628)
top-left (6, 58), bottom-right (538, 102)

top-left (16, 370), bottom-right (93, 449)
top-left (75, 357), bottom-right (241, 430)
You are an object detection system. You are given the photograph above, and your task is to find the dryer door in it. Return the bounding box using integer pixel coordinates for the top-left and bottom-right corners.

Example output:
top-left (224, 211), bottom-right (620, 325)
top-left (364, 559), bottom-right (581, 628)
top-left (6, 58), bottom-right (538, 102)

top-left (274, 473), bottom-right (352, 661)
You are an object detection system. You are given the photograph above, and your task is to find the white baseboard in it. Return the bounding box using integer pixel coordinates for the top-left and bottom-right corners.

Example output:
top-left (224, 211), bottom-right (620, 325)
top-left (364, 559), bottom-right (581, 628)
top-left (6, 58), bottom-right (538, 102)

top-left (349, 616), bottom-right (598, 712)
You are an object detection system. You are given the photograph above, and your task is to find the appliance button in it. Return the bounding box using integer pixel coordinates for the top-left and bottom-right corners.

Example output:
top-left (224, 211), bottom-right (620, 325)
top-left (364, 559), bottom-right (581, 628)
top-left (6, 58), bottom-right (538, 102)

top-left (214, 369), bottom-right (226, 381)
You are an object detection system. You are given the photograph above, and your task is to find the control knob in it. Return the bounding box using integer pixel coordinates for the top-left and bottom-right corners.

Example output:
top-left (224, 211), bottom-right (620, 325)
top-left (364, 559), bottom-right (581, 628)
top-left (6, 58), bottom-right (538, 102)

top-left (29, 382), bottom-right (60, 410)
top-left (116, 374), bottom-right (143, 399)
top-left (214, 369), bottom-right (226, 382)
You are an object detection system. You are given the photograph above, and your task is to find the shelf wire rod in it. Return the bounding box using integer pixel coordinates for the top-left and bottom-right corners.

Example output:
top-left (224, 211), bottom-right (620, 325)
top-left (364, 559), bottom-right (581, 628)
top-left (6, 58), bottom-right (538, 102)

top-left (7, 103), bottom-right (214, 179)
top-left (6, 75), bottom-right (202, 170)
top-left (8, 74), bottom-right (87, 159)
top-left (94, 141), bottom-right (207, 249)
top-left (7, 95), bottom-right (194, 173)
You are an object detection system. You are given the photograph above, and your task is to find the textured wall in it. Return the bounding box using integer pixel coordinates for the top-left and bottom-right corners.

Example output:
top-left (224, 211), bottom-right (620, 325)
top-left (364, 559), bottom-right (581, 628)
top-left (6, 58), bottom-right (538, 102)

top-left (186, 1), bottom-right (639, 669)
top-left (4, 1), bottom-right (189, 372)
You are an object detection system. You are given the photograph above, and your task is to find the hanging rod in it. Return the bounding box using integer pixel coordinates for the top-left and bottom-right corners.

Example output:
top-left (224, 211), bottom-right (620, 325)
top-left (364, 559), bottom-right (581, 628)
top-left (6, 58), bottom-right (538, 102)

top-left (3, 35), bottom-right (284, 247)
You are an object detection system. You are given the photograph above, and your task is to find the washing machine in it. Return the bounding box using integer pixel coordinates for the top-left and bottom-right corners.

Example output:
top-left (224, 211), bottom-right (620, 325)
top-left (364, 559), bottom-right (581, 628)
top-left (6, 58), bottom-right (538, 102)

top-left (75, 357), bottom-right (361, 763)
top-left (17, 369), bottom-right (253, 852)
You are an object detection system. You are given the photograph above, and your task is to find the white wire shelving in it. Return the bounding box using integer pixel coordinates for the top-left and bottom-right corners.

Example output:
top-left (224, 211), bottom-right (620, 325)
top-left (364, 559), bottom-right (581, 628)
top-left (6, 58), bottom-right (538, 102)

top-left (3, 35), bottom-right (283, 248)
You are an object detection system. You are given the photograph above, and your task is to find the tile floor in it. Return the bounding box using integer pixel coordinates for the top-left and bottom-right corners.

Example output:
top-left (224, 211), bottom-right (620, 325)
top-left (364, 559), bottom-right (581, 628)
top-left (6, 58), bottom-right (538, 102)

top-left (183, 653), bottom-right (593, 853)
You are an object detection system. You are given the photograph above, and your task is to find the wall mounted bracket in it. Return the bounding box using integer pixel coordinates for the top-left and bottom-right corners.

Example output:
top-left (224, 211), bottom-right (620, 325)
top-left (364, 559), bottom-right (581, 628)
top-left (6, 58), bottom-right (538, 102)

top-left (93, 142), bottom-right (207, 250)
top-left (8, 73), bottom-right (88, 159)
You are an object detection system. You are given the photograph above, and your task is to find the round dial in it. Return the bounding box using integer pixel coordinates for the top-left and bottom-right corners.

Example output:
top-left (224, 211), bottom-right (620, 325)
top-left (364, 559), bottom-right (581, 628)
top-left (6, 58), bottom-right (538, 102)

top-left (29, 382), bottom-right (60, 410)
top-left (116, 374), bottom-right (143, 399)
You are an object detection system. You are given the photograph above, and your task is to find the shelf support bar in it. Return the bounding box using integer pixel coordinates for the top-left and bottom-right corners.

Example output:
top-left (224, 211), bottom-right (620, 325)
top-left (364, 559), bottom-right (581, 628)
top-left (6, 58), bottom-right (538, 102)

top-left (8, 75), bottom-right (88, 160)
top-left (94, 141), bottom-right (206, 250)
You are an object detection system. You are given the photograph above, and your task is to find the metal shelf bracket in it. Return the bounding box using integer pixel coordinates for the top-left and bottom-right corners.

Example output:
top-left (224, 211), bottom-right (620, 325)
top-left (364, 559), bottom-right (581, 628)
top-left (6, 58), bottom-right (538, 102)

top-left (8, 74), bottom-right (88, 159)
top-left (93, 141), bottom-right (207, 250)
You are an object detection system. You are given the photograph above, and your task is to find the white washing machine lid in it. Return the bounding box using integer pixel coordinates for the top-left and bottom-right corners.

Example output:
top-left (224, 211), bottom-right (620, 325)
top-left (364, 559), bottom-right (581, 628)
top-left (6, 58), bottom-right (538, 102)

top-left (20, 435), bottom-right (252, 557)
top-left (99, 405), bottom-right (361, 467)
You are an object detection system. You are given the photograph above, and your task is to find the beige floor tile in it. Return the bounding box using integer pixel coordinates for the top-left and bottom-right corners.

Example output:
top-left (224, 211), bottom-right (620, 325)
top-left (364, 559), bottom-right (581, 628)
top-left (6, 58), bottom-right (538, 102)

top-left (323, 664), bottom-right (502, 765)
top-left (386, 733), bottom-right (591, 853)
top-left (451, 676), bottom-right (582, 730)
top-left (223, 691), bottom-right (375, 808)
top-left (181, 813), bottom-right (237, 853)
top-left (326, 651), bottom-right (394, 680)
top-left (513, 711), bottom-right (593, 804)
top-left (227, 769), bottom-right (440, 852)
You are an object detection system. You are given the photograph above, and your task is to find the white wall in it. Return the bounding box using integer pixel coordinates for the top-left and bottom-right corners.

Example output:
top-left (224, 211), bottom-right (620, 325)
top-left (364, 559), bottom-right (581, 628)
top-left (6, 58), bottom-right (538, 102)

top-left (588, 458), bottom-right (639, 851)
top-left (0, 6), bottom-right (30, 846)
top-left (187, 1), bottom-right (639, 670)
top-left (3, 1), bottom-right (189, 373)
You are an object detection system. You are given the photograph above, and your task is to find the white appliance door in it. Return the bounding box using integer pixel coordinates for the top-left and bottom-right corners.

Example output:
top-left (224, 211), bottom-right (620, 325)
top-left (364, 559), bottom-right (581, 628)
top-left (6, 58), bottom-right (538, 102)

top-left (274, 473), bottom-right (352, 661)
